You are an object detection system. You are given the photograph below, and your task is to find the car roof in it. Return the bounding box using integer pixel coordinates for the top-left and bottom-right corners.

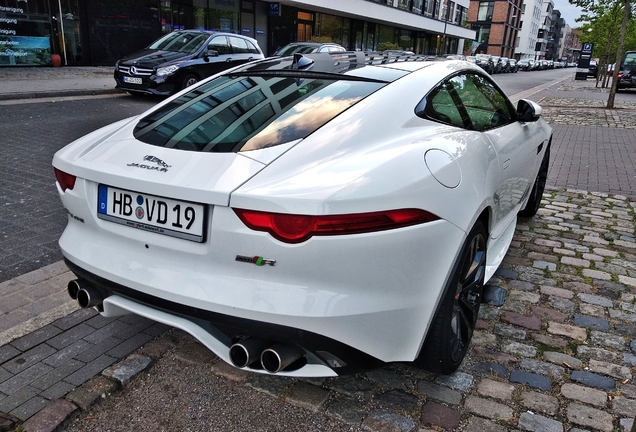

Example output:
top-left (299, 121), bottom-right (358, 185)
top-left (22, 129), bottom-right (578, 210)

top-left (228, 51), bottom-right (463, 82)
top-left (172, 29), bottom-right (258, 41)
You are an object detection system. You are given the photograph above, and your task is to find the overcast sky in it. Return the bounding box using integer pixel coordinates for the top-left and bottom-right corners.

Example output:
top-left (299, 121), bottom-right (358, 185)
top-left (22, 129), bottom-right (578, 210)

top-left (552, 0), bottom-right (585, 28)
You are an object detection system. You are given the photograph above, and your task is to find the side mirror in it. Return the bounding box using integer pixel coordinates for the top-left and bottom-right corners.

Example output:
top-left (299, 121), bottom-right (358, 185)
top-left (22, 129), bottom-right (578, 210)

top-left (202, 48), bottom-right (219, 59)
top-left (516, 99), bottom-right (542, 122)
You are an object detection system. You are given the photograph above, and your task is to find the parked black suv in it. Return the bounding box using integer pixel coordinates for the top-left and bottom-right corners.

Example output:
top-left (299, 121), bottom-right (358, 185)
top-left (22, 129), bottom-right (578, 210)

top-left (114, 30), bottom-right (264, 96)
top-left (617, 51), bottom-right (636, 92)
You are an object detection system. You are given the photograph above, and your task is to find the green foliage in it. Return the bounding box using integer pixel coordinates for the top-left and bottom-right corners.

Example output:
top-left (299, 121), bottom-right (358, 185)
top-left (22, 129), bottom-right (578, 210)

top-left (309, 36), bottom-right (333, 43)
top-left (377, 41), bottom-right (400, 51)
top-left (572, 0), bottom-right (636, 58)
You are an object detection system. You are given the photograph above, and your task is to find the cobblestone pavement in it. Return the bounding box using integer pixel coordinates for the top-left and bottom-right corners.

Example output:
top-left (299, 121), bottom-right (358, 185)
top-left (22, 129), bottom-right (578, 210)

top-left (1, 76), bottom-right (636, 431)
top-left (24, 188), bottom-right (634, 432)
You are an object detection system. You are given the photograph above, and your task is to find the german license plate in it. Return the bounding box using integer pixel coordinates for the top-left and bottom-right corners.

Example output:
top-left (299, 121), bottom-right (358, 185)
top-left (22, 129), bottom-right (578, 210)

top-left (123, 76), bottom-right (142, 84)
top-left (97, 185), bottom-right (205, 242)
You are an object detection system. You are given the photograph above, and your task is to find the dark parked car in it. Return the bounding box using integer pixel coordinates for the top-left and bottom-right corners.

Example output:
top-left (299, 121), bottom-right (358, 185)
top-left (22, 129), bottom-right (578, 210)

top-left (617, 51), bottom-right (636, 91)
top-left (587, 59), bottom-right (598, 77)
top-left (472, 54), bottom-right (495, 74)
top-left (274, 42), bottom-right (346, 56)
top-left (490, 56), bottom-right (503, 73)
top-left (517, 59), bottom-right (530, 71)
top-left (114, 30), bottom-right (264, 96)
top-left (508, 59), bottom-right (519, 73)
top-left (500, 57), bottom-right (511, 72)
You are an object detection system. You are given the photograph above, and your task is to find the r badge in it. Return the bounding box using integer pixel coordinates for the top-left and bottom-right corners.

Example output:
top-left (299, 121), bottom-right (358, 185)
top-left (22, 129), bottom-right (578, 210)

top-left (236, 255), bottom-right (276, 266)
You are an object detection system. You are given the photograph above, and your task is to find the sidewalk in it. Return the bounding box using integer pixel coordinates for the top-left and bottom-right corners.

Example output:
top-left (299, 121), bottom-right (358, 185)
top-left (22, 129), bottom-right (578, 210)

top-left (0, 67), bottom-right (118, 101)
top-left (1, 69), bottom-right (636, 432)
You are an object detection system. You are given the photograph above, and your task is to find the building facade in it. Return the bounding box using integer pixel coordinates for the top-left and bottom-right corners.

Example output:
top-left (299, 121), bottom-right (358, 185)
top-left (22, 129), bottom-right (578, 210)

top-left (514, 0), bottom-right (541, 60)
top-left (466, 0), bottom-right (522, 58)
top-left (0, 0), bottom-right (475, 67)
top-left (545, 9), bottom-right (563, 60)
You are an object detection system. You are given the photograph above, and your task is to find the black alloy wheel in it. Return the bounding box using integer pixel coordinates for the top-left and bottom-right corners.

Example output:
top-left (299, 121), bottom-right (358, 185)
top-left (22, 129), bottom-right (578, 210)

top-left (519, 146), bottom-right (550, 217)
top-left (183, 74), bottom-right (199, 90)
top-left (418, 221), bottom-right (487, 374)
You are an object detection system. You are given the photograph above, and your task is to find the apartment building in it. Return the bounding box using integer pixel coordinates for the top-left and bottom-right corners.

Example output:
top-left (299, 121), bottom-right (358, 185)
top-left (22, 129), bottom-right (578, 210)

top-left (0, 0), bottom-right (475, 67)
top-left (466, 0), bottom-right (522, 57)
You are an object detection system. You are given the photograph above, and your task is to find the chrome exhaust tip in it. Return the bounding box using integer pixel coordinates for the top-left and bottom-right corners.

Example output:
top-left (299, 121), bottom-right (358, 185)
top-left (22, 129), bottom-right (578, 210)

top-left (229, 339), bottom-right (271, 368)
top-left (76, 286), bottom-right (105, 309)
top-left (67, 279), bottom-right (89, 300)
top-left (261, 343), bottom-right (303, 373)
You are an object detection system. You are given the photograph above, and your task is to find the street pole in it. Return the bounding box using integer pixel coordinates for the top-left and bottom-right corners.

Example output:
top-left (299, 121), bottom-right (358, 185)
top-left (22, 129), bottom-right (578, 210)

top-left (57, 0), bottom-right (68, 66)
top-left (441, 1), bottom-right (450, 55)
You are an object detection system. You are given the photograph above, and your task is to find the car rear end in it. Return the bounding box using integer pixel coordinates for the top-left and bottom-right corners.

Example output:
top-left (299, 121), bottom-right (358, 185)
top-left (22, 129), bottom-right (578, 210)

top-left (54, 55), bottom-right (468, 376)
top-left (618, 51), bottom-right (636, 91)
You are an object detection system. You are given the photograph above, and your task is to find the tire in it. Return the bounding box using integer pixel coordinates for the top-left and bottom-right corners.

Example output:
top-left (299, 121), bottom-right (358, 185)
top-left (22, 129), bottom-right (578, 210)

top-left (519, 146), bottom-right (550, 217)
top-left (416, 221), bottom-right (487, 374)
top-left (182, 74), bottom-right (199, 90)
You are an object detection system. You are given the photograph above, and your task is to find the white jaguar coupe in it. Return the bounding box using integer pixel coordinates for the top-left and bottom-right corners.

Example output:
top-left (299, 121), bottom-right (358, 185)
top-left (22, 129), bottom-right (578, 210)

top-left (53, 52), bottom-right (552, 377)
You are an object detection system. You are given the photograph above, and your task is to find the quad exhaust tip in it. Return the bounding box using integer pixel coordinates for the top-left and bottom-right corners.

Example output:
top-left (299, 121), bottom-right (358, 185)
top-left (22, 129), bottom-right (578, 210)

top-left (67, 279), bottom-right (89, 300)
top-left (229, 339), bottom-right (271, 368)
top-left (261, 343), bottom-right (303, 373)
top-left (68, 280), bottom-right (106, 309)
top-left (77, 286), bottom-right (105, 308)
top-left (229, 339), bottom-right (303, 373)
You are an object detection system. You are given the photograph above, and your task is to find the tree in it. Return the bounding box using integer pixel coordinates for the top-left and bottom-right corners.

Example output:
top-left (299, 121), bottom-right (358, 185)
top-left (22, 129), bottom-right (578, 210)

top-left (570, 0), bottom-right (635, 108)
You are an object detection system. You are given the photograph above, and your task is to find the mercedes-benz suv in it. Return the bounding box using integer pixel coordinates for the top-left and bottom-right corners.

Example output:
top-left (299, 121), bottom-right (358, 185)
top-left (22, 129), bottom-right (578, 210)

top-left (114, 30), bottom-right (264, 96)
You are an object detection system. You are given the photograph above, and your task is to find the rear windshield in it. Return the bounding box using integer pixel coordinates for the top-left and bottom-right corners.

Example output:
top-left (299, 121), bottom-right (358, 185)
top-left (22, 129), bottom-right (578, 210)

top-left (133, 75), bottom-right (385, 152)
top-left (148, 31), bottom-right (209, 54)
top-left (623, 53), bottom-right (636, 67)
top-left (275, 45), bottom-right (318, 56)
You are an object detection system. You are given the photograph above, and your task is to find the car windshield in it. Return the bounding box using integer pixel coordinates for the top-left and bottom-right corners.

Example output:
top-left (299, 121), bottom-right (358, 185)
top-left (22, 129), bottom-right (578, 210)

top-left (133, 74), bottom-right (386, 152)
top-left (148, 31), bottom-right (209, 54)
top-left (623, 53), bottom-right (636, 66)
top-left (275, 45), bottom-right (318, 56)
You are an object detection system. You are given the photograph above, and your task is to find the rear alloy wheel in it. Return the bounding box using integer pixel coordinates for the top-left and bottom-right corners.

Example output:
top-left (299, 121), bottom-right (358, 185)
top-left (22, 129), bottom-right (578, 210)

top-left (182, 74), bottom-right (199, 90)
top-left (417, 221), bottom-right (486, 374)
top-left (519, 146), bottom-right (550, 217)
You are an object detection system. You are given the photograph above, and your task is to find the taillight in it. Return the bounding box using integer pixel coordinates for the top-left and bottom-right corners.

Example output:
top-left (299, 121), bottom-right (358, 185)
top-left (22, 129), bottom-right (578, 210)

top-left (617, 73), bottom-right (623, 79)
top-left (54, 168), bottom-right (77, 192)
top-left (233, 208), bottom-right (440, 243)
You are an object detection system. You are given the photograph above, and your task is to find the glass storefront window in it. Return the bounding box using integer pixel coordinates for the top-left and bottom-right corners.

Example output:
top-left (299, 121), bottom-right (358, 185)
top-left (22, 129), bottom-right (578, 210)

top-left (315, 13), bottom-right (348, 46)
top-left (193, 0), bottom-right (206, 30)
top-left (377, 24), bottom-right (395, 47)
top-left (297, 11), bottom-right (313, 21)
top-left (0, 0), bottom-right (52, 66)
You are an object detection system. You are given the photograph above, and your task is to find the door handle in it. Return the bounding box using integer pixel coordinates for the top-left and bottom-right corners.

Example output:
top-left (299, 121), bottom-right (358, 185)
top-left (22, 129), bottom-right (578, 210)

top-left (226, 58), bottom-right (233, 62)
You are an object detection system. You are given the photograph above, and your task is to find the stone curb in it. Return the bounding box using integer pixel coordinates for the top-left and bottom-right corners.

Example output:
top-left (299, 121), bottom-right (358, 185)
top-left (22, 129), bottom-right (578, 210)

top-left (0, 88), bottom-right (121, 102)
top-left (20, 353), bottom-right (153, 431)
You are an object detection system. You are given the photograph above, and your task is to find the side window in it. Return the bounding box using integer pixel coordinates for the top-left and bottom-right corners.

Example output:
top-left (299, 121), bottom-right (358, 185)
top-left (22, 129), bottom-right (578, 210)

top-left (451, 73), bottom-right (513, 131)
top-left (228, 36), bottom-right (249, 54)
top-left (424, 83), bottom-right (465, 128)
top-left (208, 36), bottom-right (230, 55)
top-left (245, 40), bottom-right (260, 54)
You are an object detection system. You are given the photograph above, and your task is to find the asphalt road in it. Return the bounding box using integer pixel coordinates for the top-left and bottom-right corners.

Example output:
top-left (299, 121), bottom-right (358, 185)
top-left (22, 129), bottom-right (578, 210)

top-left (0, 67), bottom-right (591, 283)
top-left (491, 66), bottom-right (574, 96)
top-left (0, 94), bottom-right (157, 283)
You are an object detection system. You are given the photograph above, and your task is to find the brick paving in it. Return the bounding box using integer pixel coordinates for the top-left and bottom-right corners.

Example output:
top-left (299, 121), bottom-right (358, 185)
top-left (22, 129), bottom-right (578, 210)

top-left (0, 74), bottom-right (635, 430)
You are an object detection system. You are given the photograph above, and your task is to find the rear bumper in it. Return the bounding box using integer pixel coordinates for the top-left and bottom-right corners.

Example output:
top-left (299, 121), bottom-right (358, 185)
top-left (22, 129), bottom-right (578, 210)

top-left (65, 258), bottom-right (380, 376)
top-left (618, 75), bottom-right (636, 89)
